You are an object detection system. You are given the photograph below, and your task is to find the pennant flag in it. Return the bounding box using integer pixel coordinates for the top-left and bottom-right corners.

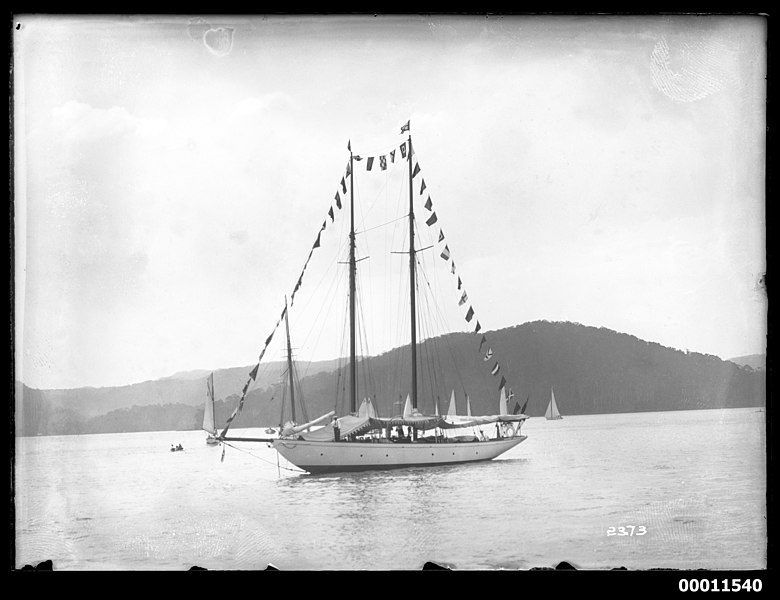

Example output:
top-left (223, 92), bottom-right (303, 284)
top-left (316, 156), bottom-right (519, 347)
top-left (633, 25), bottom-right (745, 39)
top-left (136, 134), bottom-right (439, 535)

top-left (346, 162), bottom-right (351, 177)
top-left (322, 220), bottom-right (327, 231)
top-left (367, 157), bottom-right (374, 171)
top-left (354, 155), bottom-right (363, 161)
top-left (347, 140), bottom-right (351, 151)
top-left (491, 362), bottom-right (500, 376)
top-left (520, 397), bottom-right (529, 414)
top-left (390, 149), bottom-right (396, 163)
top-left (478, 335), bottom-right (487, 353)
top-left (458, 291), bottom-right (468, 306)
top-left (242, 380), bottom-right (250, 395)
top-left (425, 196), bottom-right (433, 211)
top-left (438, 229), bottom-right (444, 242)
top-left (512, 401), bottom-right (521, 415)
top-left (451, 261), bottom-right (456, 274)
top-left (400, 120), bottom-right (410, 133)
top-left (379, 155), bottom-right (387, 170)
top-left (474, 321), bottom-right (482, 334)
top-left (328, 206), bottom-right (334, 222)
top-left (420, 179), bottom-right (426, 195)
top-left (400, 144), bottom-right (407, 159)
top-left (465, 306), bottom-right (474, 322)
top-left (335, 192), bottom-right (342, 210)
top-left (281, 305), bottom-right (287, 320)
top-left (249, 364), bottom-right (259, 381)
top-left (341, 177), bottom-right (347, 194)
top-left (425, 212), bottom-right (438, 226)
top-left (440, 245), bottom-right (451, 260)
top-left (412, 163), bottom-right (420, 178)
top-left (499, 375), bottom-right (507, 390)
top-left (313, 231), bottom-right (322, 249)
top-left (457, 276), bottom-right (462, 290)
top-left (484, 348), bottom-right (493, 361)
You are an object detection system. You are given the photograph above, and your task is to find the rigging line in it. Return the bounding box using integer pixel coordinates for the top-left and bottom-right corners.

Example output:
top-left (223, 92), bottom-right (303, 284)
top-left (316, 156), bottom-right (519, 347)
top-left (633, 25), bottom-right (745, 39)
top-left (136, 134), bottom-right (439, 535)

top-left (417, 254), bottom-right (470, 397)
top-left (356, 274), bottom-right (377, 401)
top-left (220, 441), bottom-right (305, 473)
top-left (355, 214), bottom-right (409, 235)
top-left (297, 260), bottom-right (348, 378)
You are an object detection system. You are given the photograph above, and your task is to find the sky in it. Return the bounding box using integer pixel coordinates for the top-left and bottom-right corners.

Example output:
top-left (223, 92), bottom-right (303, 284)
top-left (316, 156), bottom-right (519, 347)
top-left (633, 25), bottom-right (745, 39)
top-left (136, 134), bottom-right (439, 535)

top-left (13, 15), bottom-right (767, 390)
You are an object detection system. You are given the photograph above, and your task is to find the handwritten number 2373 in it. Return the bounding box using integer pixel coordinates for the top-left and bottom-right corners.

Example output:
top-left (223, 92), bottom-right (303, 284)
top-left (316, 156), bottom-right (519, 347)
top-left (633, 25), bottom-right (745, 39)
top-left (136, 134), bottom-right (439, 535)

top-left (607, 526), bottom-right (647, 536)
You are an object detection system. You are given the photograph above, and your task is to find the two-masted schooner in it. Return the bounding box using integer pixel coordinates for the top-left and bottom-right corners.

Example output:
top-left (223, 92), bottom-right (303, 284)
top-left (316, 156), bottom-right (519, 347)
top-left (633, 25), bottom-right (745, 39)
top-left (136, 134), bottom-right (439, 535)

top-left (218, 124), bottom-right (528, 474)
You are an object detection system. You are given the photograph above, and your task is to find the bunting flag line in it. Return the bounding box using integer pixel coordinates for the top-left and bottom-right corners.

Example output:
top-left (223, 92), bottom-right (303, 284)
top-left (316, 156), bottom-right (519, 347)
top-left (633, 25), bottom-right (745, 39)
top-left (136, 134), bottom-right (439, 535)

top-left (400, 144), bottom-right (407, 159)
top-left (451, 261), bottom-right (456, 274)
top-left (221, 317), bottom-right (283, 437)
top-left (400, 120), bottom-right (410, 133)
top-left (420, 179), bottom-right (426, 195)
top-left (474, 321), bottom-right (481, 334)
top-left (491, 362), bottom-right (500, 376)
top-left (458, 291), bottom-right (468, 306)
top-left (313, 230), bottom-right (322, 249)
top-left (335, 192), bottom-right (342, 210)
top-left (457, 276), bottom-right (462, 290)
top-left (465, 306), bottom-right (474, 322)
top-left (499, 375), bottom-right (507, 391)
top-left (380, 155), bottom-right (387, 170)
top-left (425, 196), bottom-right (433, 211)
top-left (328, 206), bottom-right (334, 222)
top-left (440, 245), bottom-right (451, 260)
top-left (484, 348), bottom-right (493, 361)
top-left (412, 163), bottom-right (420, 178)
top-left (425, 212), bottom-right (438, 226)
top-left (438, 229), bottom-right (444, 242)
top-left (478, 335), bottom-right (487, 353)
top-left (390, 149), bottom-right (396, 163)
top-left (341, 177), bottom-right (347, 194)
top-left (367, 157), bottom-right (374, 171)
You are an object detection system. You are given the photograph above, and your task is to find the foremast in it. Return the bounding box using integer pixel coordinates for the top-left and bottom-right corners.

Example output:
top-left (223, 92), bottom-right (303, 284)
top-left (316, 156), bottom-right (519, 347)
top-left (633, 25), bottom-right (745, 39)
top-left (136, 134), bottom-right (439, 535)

top-left (406, 133), bottom-right (418, 411)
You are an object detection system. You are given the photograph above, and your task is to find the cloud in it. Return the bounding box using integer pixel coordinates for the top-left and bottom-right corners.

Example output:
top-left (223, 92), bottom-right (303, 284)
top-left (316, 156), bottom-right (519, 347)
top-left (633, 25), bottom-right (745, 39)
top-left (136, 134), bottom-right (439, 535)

top-left (50, 100), bottom-right (166, 142)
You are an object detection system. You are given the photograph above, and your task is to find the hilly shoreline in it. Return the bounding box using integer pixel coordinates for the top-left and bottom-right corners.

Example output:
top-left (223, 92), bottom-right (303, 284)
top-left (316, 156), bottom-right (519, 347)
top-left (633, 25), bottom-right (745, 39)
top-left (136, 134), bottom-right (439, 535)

top-left (15, 321), bottom-right (766, 437)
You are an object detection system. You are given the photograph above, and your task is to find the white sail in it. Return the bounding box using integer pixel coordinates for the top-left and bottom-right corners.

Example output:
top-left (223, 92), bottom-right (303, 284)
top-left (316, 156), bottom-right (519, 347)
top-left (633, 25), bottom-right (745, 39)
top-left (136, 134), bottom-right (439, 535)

top-left (545, 387), bottom-right (562, 420)
top-left (466, 395), bottom-right (472, 417)
top-left (402, 394), bottom-right (413, 418)
top-left (447, 390), bottom-right (457, 416)
top-left (202, 372), bottom-right (216, 435)
top-left (499, 387), bottom-right (508, 416)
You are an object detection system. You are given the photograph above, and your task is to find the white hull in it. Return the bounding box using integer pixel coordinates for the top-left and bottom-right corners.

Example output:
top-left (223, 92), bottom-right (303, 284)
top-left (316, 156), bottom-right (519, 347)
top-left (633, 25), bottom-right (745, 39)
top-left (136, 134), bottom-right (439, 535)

top-left (272, 435), bottom-right (527, 474)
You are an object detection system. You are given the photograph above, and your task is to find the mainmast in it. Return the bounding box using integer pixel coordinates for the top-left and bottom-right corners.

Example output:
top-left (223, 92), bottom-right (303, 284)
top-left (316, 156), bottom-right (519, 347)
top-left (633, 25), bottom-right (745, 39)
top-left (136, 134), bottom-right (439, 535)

top-left (284, 295), bottom-right (296, 423)
top-left (348, 146), bottom-right (357, 414)
top-left (407, 133), bottom-right (418, 410)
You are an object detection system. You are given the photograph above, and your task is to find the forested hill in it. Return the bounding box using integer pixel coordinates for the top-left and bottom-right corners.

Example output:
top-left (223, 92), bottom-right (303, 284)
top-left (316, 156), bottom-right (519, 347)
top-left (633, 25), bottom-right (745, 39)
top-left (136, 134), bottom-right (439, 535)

top-left (16, 321), bottom-right (765, 436)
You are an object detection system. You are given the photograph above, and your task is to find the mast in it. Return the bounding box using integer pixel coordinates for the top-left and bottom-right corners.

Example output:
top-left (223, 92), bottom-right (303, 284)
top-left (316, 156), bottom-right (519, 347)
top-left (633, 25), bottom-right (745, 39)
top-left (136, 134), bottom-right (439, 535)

top-left (349, 147), bottom-right (357, 414)
top-left (284, 296), bottom-right (296, 423)
top-left (407, 133), bottom-right (418, 410)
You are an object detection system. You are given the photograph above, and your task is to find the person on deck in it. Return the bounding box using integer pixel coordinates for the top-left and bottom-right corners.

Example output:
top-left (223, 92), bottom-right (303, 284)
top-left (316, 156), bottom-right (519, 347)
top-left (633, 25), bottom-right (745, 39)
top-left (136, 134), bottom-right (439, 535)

top-left (333, 417), bottom-right (341, 442)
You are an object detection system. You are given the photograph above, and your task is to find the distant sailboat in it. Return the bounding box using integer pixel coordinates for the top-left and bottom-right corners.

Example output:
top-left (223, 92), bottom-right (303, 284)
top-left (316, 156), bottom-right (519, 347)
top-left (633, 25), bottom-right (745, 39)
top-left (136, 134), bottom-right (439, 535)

top-left (545, 387), bottom-right (563, 420)
top-left (203, 373), bottom-right (219, 445)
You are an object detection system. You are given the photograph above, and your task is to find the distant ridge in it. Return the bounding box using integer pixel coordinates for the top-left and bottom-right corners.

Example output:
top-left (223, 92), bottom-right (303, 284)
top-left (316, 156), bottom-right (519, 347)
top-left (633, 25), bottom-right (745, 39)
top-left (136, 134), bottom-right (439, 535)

top-left (15, 321), bottom-right (766, 436)
top-left (727, 354), bottom-right (766, 370)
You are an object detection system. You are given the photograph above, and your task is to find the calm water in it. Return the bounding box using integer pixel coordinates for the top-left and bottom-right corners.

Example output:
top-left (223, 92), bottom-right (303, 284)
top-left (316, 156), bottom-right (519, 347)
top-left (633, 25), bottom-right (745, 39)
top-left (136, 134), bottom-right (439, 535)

top-left (14, 408), bottom-right (766, 570)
